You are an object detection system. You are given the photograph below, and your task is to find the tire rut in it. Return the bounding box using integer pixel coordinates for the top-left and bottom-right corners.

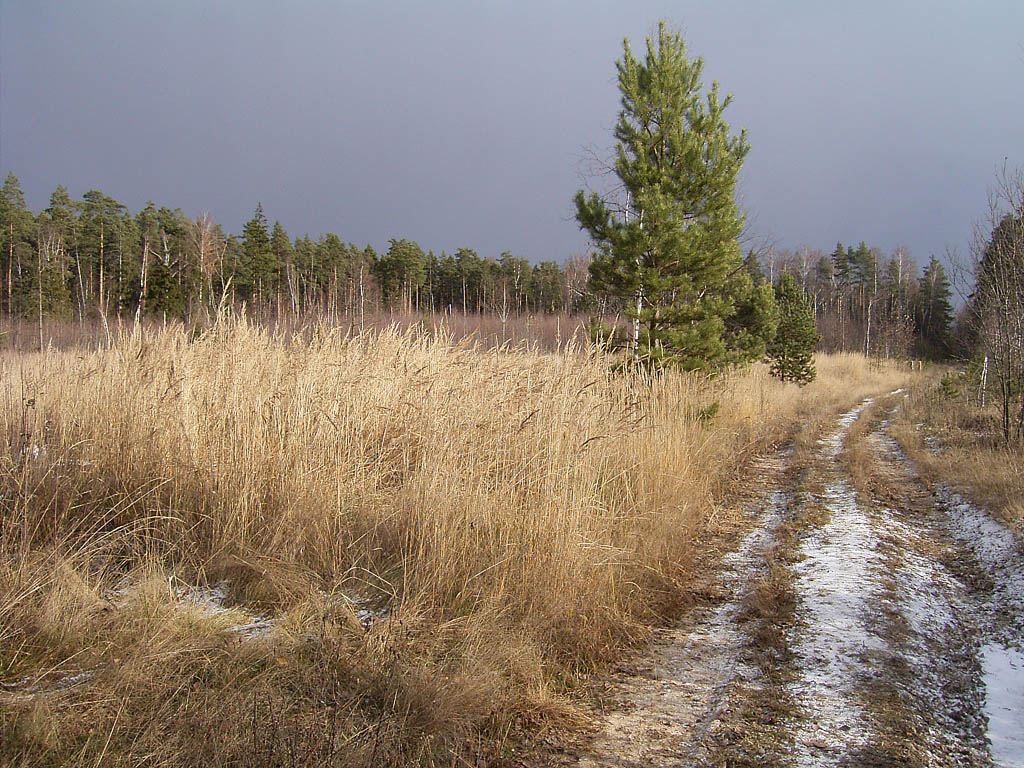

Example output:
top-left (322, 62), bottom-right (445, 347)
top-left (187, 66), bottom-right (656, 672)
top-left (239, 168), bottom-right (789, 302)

top-left (564, 398), bottom-right (1024, 767)
top-left (569, 453), bottom-right (793, 767)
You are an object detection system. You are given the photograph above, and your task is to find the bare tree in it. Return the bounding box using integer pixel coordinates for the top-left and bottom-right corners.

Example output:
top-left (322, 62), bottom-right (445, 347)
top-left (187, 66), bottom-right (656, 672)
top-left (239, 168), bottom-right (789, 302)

top-left (968, 167), bottom-right (1024, 442)
top-left (188, 212), bottom-right (226, 311)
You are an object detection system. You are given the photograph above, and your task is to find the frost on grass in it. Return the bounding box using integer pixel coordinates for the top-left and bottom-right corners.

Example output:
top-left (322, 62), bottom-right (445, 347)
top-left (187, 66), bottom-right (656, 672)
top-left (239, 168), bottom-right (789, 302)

top-left (881, 417), bottom-right (1024, 767)
top-left (873, 514), bottom-right (990, 764)
top-left (935, 485), bottom-right (1024, 632)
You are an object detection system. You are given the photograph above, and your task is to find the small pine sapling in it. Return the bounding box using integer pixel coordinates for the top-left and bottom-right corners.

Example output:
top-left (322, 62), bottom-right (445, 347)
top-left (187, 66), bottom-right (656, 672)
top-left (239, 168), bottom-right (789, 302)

top-left (768, 273), bottom-right (819, 384)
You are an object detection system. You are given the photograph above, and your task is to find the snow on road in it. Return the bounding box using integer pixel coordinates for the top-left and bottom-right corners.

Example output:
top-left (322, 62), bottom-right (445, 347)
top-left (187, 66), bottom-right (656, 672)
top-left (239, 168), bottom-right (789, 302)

top-left (572, 396), bottom-right (1024, 767)
top-left (935, 485), bottom-right (1024, 768)
top-left (788, 401), bottom-right (881, 763)
top-left (982, 643), bottom-right (1024, 768)
top-left (574, 462), bottom-right (790, 767)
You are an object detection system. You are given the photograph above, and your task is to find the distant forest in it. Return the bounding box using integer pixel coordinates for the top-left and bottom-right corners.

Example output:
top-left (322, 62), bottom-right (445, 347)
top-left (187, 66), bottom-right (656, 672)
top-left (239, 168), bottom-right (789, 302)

top-left (0, 173), bottom-right (954, 359)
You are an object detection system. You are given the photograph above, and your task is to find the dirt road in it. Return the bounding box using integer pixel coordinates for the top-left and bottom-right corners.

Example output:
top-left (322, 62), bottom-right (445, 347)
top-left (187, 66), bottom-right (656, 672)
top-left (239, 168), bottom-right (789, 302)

top-left (568, 394), bottom-right (1024, 767)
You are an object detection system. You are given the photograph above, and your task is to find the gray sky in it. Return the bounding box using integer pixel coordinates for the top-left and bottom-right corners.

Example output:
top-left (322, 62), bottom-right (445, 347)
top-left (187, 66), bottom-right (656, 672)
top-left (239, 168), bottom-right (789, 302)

top-left (2, 1), bottom-right (1021, 271)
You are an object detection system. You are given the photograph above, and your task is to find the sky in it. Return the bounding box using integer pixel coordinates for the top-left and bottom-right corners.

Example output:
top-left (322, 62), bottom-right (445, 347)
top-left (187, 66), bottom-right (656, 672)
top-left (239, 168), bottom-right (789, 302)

top-left (1, 1), bottom-right (1022, 273)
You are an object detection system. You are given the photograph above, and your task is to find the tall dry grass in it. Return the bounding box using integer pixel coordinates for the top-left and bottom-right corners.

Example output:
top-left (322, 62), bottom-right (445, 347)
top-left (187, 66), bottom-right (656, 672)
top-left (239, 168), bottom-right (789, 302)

top-left (890, 369), bottom-right (1024, 536)
top-left (0, 308), bottom-right (591, 355)
top-left (0, 320), bottom-right (910, 766)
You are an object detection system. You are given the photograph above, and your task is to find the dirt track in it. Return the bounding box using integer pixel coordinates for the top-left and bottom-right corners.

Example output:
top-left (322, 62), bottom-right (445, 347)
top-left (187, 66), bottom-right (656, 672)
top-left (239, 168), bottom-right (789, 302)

top-left (566, 393), bottom-right (1024, 768)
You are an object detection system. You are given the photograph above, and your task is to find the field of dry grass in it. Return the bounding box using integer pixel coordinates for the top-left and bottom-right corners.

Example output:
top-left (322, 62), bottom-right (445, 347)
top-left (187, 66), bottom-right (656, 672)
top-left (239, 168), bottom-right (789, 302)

top-left (0, 308), bottom-right (591, 355)
top-left (890, 369), bottom-right (1024, 536)
top-left (0, 318), bottom-right (911, 766)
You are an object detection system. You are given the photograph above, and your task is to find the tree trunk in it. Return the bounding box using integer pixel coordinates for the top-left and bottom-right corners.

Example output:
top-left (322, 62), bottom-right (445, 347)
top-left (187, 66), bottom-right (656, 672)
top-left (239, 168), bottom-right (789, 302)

top-left (7, 219), bottom-right (13, 319)
top-left (37, 238), bottom-right (44, 352)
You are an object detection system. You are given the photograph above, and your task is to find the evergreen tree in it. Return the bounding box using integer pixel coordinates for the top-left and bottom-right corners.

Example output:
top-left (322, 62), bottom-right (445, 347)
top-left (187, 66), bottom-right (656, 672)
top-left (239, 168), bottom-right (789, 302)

top-left (574, 22), bottom-right (765, 369)
top-left (377, 238), bottom-right (426, 309)
top-left (270, 222), bottom-right (294, 304)
top-left (0, 173), bottom-right (36, 317)
top-left (115, 211), bottom-right (143, 314)
top-left (242, 203), bottom-right (275, 299)
top-left (851, 241), bottom-right (878, 289)
top-left (916, 255), bottom-right (953, 357)
top-left (742, 249), bottom-right (766, 285)
top-left (767, 273), bottom-right (818, 384)
top-left (831, 242), bottom-right (852, 288)
top-left (532, 261), bottom-right (566, 312)
top-left (146, 257), bottom-right (185, 318)
top-left (454, 247), bottom-right (483, 313)
top-left (728, 276), bottom-right (779, 362)
top-left (77, 190), bottom-right (128, 315)
top-left (292, 235), bottom-right (317, 306)
top-left (29, 186), bottom-right (76, 318)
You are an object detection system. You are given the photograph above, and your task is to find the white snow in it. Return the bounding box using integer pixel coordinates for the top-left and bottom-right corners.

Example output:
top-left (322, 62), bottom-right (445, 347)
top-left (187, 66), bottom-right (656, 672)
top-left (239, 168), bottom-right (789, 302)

top-left (982, 643), bottom-right (1024, 768)
top-left (932, 486), bottom-right (1024, 767)
top-left (790, 479), bottom-right (883, 762)
top-left (935, 486), bottom-right (1024, 624)
top-left (789, 401), bottom-right (881, 764)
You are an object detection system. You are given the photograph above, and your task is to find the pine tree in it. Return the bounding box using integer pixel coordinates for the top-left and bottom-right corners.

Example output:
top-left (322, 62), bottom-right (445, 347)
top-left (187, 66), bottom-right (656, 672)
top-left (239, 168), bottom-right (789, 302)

top-left (768, 273), bottom-right (818, 384)
top-left (832, 242), bottom-right (851, 288)
top-left (28, 186), bottom-right (75, 319)
top-left (575, 22), bottom-right (768, 369)
top-left (742, 249), bottom-right (766, 285)
top-left (916, 255), bottom-right (953, 357)
top-left (270, 222), bottom-right (294, 306)
top-left (1, 173), bottom-right (36, 318)
top-left (242, 203), bottom-right (275, 300)
top-left (377, 238), bottom-right (426, 309)
top-left (77, 190), bottom-right (128, 316)
top-left (146, 257), bottom-right (185, 318)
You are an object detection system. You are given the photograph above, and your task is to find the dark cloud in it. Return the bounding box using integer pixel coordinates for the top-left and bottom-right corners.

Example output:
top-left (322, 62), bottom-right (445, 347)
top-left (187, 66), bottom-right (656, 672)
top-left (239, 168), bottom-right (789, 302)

top-left (2, 1), bottom-right (1021, 266)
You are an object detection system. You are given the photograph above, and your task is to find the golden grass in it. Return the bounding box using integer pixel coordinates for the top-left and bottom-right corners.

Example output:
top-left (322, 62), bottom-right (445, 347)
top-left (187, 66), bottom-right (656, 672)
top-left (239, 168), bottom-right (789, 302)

top-left (0, 320), bottom-right (911, 766)
top-left (890, 370), bottom-right (1024, 536)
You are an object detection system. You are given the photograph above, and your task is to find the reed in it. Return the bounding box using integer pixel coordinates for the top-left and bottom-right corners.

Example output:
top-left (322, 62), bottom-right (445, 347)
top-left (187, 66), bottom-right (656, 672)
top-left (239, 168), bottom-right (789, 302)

top-left (0, 319), bottom-right (909, 766)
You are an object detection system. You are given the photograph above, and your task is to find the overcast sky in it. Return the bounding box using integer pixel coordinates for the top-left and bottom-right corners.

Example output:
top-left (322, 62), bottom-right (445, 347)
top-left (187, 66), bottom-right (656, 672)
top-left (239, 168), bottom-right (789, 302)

top-left (2, 1), bottom-right (1021, 270)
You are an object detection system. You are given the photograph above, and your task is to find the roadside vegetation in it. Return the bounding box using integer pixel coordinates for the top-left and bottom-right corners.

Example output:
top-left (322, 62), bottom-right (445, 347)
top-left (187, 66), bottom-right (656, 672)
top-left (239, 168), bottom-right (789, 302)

top-left (891, 370), bottom-right (1024, 537)
top-left (890, 168), bottom-right (1024, 538)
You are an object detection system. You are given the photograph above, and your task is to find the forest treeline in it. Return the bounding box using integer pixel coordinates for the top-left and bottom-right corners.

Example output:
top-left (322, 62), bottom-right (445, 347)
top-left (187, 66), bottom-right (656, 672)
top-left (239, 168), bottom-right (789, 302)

top-left (0, 175), bottom-right (589, 324)
top-left (0, 172), bottom-right (954, 359)
top-left (747, 242), bottom-right (954, 359)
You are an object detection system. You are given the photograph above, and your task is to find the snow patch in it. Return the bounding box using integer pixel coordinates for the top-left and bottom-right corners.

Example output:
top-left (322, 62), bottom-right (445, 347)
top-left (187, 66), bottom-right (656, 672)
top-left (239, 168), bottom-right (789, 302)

top-left (103, 578), bottom-right (278, 639)
top-left (790, 478), bottom-right (882, 762)
top-left (0, 669), bottom-right (95, 701)
top-left (931, 486), bottom-right (1024, 766)
top-left (981, 643), bottom-right (1024, 768)
top-left (935, 486), bottom-right (1024, 633)
top-left (819, 399), bottom-right (872, 460)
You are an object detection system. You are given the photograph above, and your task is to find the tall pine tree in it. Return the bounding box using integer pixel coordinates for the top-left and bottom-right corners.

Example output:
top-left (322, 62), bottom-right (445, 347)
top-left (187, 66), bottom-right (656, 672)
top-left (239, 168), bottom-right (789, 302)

top-left (575, 22), bottom-right (772, 369)
top-left (1, 173), bottom-right (36, 318)
top-left (916, 255), bottom-right (953, 357)
top-left (242, 203), bottom-right (275, 301)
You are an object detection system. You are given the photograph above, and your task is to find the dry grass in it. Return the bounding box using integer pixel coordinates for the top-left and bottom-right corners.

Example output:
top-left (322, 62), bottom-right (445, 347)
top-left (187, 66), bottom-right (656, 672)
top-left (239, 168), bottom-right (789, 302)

top-left (0, 309), bottom-right (591, 355)
top-left (890, 369), bottom-right (1024, 536)
top-left (0, 319), bottom-right (911, 766)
